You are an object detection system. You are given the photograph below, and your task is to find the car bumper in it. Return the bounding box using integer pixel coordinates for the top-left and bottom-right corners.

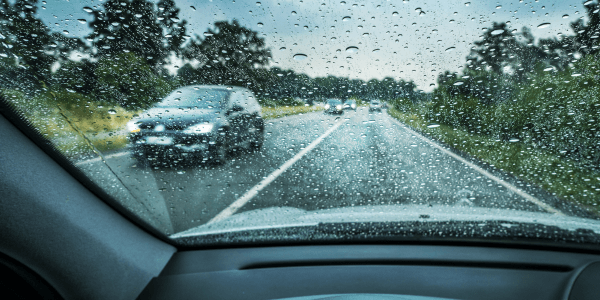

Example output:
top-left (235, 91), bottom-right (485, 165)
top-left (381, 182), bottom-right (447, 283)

top-left (129, 131), bottom-right (220, 157)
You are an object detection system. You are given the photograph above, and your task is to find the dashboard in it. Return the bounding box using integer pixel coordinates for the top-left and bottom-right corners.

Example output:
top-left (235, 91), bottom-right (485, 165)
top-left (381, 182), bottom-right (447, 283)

top-left (1, 107), bottom-right (600, 300)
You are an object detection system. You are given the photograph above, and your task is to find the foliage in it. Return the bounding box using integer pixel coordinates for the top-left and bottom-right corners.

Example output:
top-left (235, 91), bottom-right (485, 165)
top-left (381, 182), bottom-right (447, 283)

top-left (94, 53), bottom-right (172, 109)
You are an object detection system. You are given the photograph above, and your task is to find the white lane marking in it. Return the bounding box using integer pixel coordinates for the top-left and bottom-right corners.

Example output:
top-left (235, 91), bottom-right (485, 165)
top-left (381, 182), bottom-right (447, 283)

top-left (208, 118), bottom-right (348, 224)
top-left (75, 150), bottom-right (130, 165)
top-left (387, 115), bottom-right (564, 215)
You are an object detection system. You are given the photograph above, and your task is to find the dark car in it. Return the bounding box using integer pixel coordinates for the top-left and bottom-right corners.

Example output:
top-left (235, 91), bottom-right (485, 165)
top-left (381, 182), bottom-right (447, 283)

top-left (324, 99), bottom-right (344, 114)
top-left (369, 99), bottom-right (382, 112)
top-left (343, 99), bottom-right (357, 111)
top-left (127, 85), bottom-right (264, 166)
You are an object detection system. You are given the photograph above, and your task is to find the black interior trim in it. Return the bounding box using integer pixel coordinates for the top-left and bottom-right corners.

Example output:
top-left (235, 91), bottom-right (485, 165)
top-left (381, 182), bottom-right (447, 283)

top-left (0, 93), bottom-right (173, 244)
top-left (240, 259), bottom-right (573, 272)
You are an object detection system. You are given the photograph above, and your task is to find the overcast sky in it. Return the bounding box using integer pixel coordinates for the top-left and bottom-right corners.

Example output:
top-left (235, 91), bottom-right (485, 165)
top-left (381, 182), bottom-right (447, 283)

top-left (38, 0), bottom-right (590, 91)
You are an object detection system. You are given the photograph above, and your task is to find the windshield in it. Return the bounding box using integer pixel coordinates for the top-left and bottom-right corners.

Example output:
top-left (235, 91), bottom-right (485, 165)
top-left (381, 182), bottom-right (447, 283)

top-left (156, 88), bottom-right (228, 109)
top-left (2, 0), bottom-right (600, 248)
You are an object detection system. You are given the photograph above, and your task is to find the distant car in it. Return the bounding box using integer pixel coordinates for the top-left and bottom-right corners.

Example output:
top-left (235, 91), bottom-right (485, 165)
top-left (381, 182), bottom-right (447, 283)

top-left (343, 99), bottom-right (357, 111)
top-left (369, 100), bottom-right (382, 112)
top-left (324, 99), bottom-right (344, 114)
top-left (127, 85), bottom-right (264, 166)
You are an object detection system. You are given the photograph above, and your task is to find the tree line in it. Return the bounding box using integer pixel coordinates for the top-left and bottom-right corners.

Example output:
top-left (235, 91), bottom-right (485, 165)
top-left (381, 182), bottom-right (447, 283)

top-left (391, 1), bottom-right (600, 172)
top-left (0, 0), bottom-right (421, 110)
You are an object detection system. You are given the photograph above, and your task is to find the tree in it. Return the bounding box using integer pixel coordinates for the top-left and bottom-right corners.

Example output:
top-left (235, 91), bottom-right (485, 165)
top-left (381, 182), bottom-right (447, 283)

top-left (0, 0), bottom-right (56, 83)
top-left (157, 0), bottom-right (187, 55)
top-left (469, 22), bottom-right (519, 74)
top-left (183, 20), bottom-right (271, 86)
top-left (569, 1), bottom-right (600, 56)
top-left (86, 0), bottom-right (185, 67)
top-left (94, 53), bottom-right (171, 109)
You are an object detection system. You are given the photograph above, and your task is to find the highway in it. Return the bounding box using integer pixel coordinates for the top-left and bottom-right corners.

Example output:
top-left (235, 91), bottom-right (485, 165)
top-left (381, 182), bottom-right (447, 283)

top-left (77, 108), bottom-right (581, 234)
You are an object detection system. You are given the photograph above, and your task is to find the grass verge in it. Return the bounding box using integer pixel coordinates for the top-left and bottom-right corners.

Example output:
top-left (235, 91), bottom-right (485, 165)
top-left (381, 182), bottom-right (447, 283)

top-left (262, 105), bottom-right (323, 120)
top-left (387, 107), bottom-right (600, 213)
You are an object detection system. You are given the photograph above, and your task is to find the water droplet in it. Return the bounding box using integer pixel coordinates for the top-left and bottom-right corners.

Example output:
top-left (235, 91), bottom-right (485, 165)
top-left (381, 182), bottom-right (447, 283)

top-left (464, 2), bottom-right (470, 6)
top-left (445, 47), bottom-right (455, 52)
top-left (279, 47), bottom-right (286, 50)
top-left (257, 22), bottom-right (263, 27)
top-left (543, 67), bottom-right (553, 72)
top-left (562, 14), bottom-right (569, 18)
top-left (372, 48), bottom-right (380, 53)
top-left (108, 109), bottom-right (117, 115)
top-left (83, 6), bottom-right (93, 13)
top-left (453, 81), bottom-right (464, 86)
top-left (203, 32), bottom-right (213, 36)
top-left (135, 13), bottom-right (143, 18)
top-left (571, 73), bottom-right (582, 77)
top-left (190, 6), bottom-right (196, 10)
top-left (293, 53), bottom-right (308, 60)
top-left (345, 46), bottom-right (358, 53)
top-left (256, 2), bottom-right (261, 6)
top-left (342, 16), bottom-right (351, 21)
top-left (508, 138), bottom-right (520, 143)
top-left (496, 5), bottom-right (502, 9)
top-left (584, 0), bottom-right (593, 5)
top-left (291, 11), bottom-right (297, 15)
top-left (491, 29), bottom-right (504, 35)
top-left (427, 124), bottom-right (440, 128)
top-left (537, 23), bottom-right (551, 29)
top-left (76, 19), bottom-right (86, 24)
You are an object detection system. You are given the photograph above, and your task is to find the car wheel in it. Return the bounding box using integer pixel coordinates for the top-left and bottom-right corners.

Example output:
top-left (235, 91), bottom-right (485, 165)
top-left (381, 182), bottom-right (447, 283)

top-left (212, 145), bottom-right (228, 165)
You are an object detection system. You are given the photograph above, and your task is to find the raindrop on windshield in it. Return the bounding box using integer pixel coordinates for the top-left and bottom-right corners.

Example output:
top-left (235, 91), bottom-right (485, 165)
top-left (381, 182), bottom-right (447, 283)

top-left (77, 19), bottom-right (86, 24)
top-left (392, 12), bottom-right (399, 16)
top-left (464, 2), bottom-right (470, 6)
top-left (372, 49), bottom-right (380, 53)
top-left (509, 138), bottom-right (520, 143)
top-left (293, 54), bottom-right (308, 60)
top-left (346, 46), bottom-right (359, 53)
top-left (108, 109), bottom-right (117, 115)
top-left (83, 6), bottom-right (93, 13)
top-left (537, 23), bottom-right (551, 29)
top-left (257, 22), bottom-right (264, 27)
top-left (342, 16), bottom-right (351, 21)
top-left (563, 14), bottom-right (569, 18)
top-left (445, 47), bottom-right (455, 52)
top-left (256, 2), bottom-right (261, 6)
top-left (491, 29), bottom-right (504, 35)
top-left (427, 124), bottom-right (440, 128)
top-left (453, 81), bottom-right (464, 86)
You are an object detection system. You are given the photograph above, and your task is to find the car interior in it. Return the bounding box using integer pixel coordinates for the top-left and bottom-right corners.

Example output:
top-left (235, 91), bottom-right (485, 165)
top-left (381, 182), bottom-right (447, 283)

top-left (2, 0), bottom-right (600, 299)
top-left (2, 102), bottom-right (600, 300)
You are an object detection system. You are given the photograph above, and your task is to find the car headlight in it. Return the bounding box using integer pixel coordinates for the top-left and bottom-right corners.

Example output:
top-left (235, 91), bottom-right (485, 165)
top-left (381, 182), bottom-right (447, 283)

top-left (325, 104), bottom-right (330, 109)
top-left (127, 120), bottom-right (140, 133)
top-left (184, 123), bottom-right (214, 134)
top-left (336, 104), bottom-right (342, 110)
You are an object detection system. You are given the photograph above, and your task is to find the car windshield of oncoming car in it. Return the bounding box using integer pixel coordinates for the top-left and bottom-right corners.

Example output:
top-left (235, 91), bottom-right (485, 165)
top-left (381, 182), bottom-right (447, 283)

top-left (1, 0), bottom-right (600, 246)
top-left (156, 89), bottom-right (228, 110)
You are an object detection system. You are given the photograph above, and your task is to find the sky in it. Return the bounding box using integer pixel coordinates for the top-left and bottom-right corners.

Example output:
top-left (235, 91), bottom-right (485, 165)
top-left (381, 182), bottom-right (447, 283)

top-left (37, 0), bottom-right (591, 91)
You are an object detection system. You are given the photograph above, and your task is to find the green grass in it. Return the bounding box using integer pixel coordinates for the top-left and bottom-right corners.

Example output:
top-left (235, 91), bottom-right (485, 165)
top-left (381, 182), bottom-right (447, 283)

top-left (261, 105), bottom-right (324, 120)
top-left (387, 107), bottom-right (600, 213)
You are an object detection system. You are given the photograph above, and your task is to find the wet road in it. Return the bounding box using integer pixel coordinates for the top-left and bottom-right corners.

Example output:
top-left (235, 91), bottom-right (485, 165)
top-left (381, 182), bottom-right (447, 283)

top-left (78, 108), bottom-right (569, 233)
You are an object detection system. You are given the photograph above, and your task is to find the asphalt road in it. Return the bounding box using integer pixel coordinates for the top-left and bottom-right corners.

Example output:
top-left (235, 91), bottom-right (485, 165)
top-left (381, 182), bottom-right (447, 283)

top-left (77, 108), bottom-right (579, 233)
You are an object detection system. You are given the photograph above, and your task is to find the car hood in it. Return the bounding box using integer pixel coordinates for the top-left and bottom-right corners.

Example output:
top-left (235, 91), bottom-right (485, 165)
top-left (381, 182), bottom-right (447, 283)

top-left (171, 204), bottom-right (600, 238)
top-left (134, 107), bottom-right (222, 127)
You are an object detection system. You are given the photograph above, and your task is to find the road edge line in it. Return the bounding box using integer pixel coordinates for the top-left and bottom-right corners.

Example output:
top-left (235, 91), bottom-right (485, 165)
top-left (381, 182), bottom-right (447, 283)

top-left (387, 114), bottom-right (564, 215)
